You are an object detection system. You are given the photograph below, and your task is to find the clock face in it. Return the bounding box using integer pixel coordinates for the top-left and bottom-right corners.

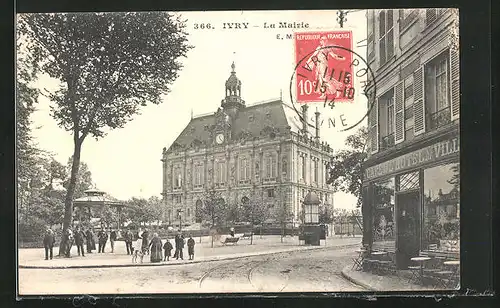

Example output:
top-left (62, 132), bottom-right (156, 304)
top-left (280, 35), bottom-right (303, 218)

top-left (216, 133), bottom-right (225, 144)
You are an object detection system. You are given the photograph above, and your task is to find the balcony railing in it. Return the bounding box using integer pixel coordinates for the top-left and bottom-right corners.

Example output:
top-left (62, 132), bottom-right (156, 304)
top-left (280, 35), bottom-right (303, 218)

top-left (215, 182), bottom-right (225, 188)
top-left (263, 177), bottom-right (277, 183)
top-left (239, 179), bottom-right (251, 185)
top-left (428, 107), bottom-right (451, 130)
top-left (379, 134), bottom-right (395, 151)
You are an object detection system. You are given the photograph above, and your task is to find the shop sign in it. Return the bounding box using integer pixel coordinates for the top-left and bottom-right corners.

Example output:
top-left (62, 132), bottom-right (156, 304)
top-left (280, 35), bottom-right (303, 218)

top-left (365, 137), bottom-right (459, 181)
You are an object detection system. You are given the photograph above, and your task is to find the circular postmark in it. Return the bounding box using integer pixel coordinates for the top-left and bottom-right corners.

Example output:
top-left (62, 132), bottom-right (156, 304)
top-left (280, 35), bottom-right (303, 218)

top-left (288, 44), bottom-right (377, 134)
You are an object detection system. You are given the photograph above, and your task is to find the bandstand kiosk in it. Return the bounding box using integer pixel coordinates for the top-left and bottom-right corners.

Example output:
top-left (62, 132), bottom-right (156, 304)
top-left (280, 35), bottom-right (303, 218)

top-left (73, 189), bottom-right (126, 230)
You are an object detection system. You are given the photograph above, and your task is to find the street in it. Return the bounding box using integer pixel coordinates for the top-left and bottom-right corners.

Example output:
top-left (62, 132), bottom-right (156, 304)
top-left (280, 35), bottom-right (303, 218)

top-left (19, 246), bottom-right (364, 294)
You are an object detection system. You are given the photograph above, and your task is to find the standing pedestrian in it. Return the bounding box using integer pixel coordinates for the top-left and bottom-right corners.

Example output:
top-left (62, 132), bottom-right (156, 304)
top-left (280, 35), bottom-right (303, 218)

top-left (110, 229), bottom-right (117, 253)
top-left (98, 229), bottom-right (108, 253)
top-left (74, 227), bottom-right (86, 257)
top-left (86, 228), bottom-right (96, 253)
top-left (141, 228), bottom-right (150, 255)
top-left (63, 228), bottom-right (74, 258)
top-left (43, 228), bottom-right (56, 260)
top-left (187, 235), bottom-right (195, 260)
top-left (149, 233), bottom-right (163, 263)
top-left (124, 228), bottom-right (134, 255)
top-left (163, 238), bottom-right (173, 261)
top-left (175, 232), bottom-right (185, 260)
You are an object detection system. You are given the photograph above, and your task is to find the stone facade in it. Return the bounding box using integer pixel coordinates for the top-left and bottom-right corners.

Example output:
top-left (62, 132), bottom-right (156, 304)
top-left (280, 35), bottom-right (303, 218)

top-left (161, 63), bottom-right (335, 226)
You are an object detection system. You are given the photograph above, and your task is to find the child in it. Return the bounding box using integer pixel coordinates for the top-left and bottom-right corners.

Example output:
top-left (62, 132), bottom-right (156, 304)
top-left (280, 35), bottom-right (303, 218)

top-left (132, 236), bottom-right (144, 263)
top-left (187, 235), bottom-right (195, 260)
top-left (163, 239), bottom-right (173, 261)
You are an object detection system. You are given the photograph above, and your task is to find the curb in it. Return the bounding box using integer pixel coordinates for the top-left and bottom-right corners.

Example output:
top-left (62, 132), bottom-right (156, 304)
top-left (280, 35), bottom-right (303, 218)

top-left (340, 265), bottom-right (377, 291)
top-left (20, 242), bottom-right (361, 270)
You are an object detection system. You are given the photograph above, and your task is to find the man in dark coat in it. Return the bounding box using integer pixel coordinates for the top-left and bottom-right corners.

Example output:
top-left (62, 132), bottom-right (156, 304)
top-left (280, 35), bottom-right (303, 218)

top-left (74, 227), bottom-right (86, 257)
top-left (86, 229), bottom-right (96, 253)
top-left (43, 228), bottom-right (56, 260)
top-left (124, 228), bottom-right (134, 255)
top-left (110, 229), bottom-right (117, 253)
top-left (98, 229), bottom-right (108, 253)
top-left (175, 233), bottom-right (185, 260)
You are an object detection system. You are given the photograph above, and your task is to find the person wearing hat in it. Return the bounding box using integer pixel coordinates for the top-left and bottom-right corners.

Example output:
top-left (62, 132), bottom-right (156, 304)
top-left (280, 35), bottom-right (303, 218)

top-left (43, 228), bottom-right (56, 260)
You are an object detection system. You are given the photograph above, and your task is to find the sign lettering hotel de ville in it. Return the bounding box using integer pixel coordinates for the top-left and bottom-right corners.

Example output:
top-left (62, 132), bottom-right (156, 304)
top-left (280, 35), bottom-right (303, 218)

top-left (364, 137), bottom-right (460, 181)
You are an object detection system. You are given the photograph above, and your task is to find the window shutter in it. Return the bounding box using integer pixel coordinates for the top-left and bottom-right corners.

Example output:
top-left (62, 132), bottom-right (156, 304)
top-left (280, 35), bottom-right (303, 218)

top-left (413, 66), bottom-right (426, 135)
top-left (370, 98), bottom-right (379, 154)
top-left (450, 48), bottom-right (460, 120)
top-left (394, 81), bottom-right (405, 144)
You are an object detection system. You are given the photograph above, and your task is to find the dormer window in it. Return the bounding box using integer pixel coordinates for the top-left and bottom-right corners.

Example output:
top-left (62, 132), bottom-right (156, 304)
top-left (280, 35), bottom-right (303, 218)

top-left (249, 115), bottom-right (254, 122)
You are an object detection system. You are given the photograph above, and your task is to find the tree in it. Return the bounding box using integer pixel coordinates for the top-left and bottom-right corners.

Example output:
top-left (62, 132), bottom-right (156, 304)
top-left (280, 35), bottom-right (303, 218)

top-left (319, 205), bottom-right (334, 225)
top-left (146, 196), bottom-right (164, 229)
top-left (200, 188), bottom-right (228, 247)
top-left (275, 202), bottom-right (292, 243)
top-left (16, 29), bottom-right (42, 222)
top-left (18, 12), bottom-right (192, 249)
top-left (62, 157), bottom-right (94, 199)
top-left (326, 127), bottom-right (368, 207)
top-left (225, 201), bottom-right (240, 226)
top-left (240, 195), bottom-right (269, 244)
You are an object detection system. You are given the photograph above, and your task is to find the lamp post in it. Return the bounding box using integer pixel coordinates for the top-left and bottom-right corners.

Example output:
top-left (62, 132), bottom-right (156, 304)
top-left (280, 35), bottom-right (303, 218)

top-left (177, 209), bottom-right (183, 232)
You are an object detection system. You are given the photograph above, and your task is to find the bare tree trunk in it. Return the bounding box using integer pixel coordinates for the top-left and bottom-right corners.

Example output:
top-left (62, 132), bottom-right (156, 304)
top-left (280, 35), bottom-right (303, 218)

top-left (59, 140), bottom-right (82, 256)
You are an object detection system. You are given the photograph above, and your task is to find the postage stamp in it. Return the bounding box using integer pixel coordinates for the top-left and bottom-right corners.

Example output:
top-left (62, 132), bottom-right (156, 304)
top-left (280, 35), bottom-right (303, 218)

top-left (290, 30), bottom-right (377, 133)
top-left (294, 31), bottom-right (354, 104)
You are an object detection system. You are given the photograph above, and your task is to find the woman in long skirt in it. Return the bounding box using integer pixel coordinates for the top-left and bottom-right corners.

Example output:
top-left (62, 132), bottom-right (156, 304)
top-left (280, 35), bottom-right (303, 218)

top-left (149, 233), bottom-right (163, 263)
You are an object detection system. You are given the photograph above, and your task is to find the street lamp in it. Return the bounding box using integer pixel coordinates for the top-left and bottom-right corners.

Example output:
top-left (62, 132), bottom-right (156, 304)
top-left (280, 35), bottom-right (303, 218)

top-left (177, 209), bottom-right (183, 232)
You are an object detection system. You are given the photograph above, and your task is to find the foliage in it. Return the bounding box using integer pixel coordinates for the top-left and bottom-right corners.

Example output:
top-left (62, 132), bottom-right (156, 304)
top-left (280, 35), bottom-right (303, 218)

top-left (240, 194), bottom-right (269, 226)
top-left (319, 206), bottom-right (334, 224)
top-left (62, 156), bottom-right (93, 199)
top-left (326, 127), bottom-right (368, 207)
top-left (200, 189), bottom-right (228, 228)
top-left (18, 12), bottom-right (192, 236)
top-left (225, 201), bottom-right (240, 225)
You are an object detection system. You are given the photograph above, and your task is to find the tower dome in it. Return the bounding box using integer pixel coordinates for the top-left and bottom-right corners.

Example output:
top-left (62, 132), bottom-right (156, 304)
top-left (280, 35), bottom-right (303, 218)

top-left (225, 62), bottom-right (242, 96)
top-left (221, 62), bottom-right (245, 118)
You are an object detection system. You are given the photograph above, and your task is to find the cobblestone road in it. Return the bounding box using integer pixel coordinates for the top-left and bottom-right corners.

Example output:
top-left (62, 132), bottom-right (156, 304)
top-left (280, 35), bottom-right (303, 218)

top-left (19, 246), bottom-right (364, 295)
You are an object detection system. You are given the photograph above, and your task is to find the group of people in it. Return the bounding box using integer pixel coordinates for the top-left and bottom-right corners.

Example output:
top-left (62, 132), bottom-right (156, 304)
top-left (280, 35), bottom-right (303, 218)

top-left (42, 226), bottom-right (196, 263)
top-left (42, 226), bottom-right (121, 260)
top-left (133, 231), bottom-right (196, 263)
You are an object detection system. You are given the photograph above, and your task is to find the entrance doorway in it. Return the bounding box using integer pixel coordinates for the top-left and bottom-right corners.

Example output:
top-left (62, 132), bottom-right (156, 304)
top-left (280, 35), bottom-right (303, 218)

top-left (395, 190), bottom-right (420, 269)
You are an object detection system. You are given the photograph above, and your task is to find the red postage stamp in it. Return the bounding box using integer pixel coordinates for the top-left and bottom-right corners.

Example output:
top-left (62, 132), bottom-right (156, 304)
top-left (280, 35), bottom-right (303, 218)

top-left (294, 30), bottom-right (354, 104)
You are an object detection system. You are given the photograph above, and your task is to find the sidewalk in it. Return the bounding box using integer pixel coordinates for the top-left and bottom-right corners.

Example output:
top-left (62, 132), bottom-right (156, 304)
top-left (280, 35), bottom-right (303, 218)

top-left (341, 266), bottom-right (441, 291)
top-left (19, 235), bottom-right (361, 269)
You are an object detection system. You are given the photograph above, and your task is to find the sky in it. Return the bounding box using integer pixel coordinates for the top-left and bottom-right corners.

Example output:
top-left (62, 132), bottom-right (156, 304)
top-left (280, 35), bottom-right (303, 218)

top-left (28, 10), bottom-right (368, 209)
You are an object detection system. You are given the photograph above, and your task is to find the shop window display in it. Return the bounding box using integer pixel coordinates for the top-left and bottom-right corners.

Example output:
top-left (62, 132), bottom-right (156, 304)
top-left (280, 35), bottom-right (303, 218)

top-left (423, 163), bottom-right (460, 252)
top-left (372, 178), bottom-right (396, 243)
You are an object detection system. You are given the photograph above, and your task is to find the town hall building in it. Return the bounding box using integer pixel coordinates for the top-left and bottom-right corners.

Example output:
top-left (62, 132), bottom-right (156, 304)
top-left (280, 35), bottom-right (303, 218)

top-left (161, 63), bottom-right (336, 226)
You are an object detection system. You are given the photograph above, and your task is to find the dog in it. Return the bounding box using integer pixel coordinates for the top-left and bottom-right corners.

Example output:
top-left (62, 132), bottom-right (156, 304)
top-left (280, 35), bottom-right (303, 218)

top-left (132, 249), bottom-right (145, 264)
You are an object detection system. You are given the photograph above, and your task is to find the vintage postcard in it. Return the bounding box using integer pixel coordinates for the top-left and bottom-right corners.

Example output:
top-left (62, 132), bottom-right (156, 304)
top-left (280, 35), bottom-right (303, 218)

top-left (16, 9), bottom-right (460, 295)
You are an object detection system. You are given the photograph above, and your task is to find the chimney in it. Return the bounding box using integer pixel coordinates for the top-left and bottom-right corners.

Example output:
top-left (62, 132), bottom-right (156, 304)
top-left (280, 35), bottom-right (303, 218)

top-left (315, 107), bottom-right (320, 142)
top-left (301, 104), bottom-right (309, 134)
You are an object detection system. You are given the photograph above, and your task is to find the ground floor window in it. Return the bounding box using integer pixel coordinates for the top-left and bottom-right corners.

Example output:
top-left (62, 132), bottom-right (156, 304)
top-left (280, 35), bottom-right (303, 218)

top-left (423, 162), bottom-right (460, 252)
top-left (372, 178), bottom-right (396, 243)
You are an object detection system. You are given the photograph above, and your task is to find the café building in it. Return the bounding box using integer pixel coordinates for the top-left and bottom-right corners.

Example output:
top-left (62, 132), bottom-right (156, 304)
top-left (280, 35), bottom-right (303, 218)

top-left (362, 9), bottom-right (460, 269)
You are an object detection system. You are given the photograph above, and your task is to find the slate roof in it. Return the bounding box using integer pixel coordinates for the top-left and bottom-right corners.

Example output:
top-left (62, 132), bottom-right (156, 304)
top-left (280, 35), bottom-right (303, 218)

top-left (167, 99), bottom-right (304, 152)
